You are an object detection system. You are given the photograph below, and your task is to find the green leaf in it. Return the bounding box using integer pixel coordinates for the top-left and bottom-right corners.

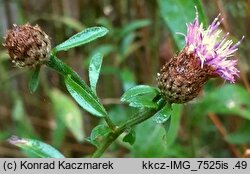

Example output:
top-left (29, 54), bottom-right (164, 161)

top-left (193, 84), bottom-right (250, 120)
top-left (88, 124), bottom-right (111, 148)
top-left (28, 66), bottom-right (40, 93)
top-left (121, 85), bottom-right (159, 100)
top-left (123, 129), bottom-right (136, 145)
top-left (163, 116), bottom-right (171, 135)
top-left (54, 27), bottom-right (109, 52)
top-left (8, 135), bottom-right (65, 158)
top-left (64, 75), bottom-right (107, 117)
top-left (164, 104), bottom-right (183, 146)
top-left (50, 89), bottom-right (84, 143)
top-left (89, 52), bottom-right (103, 93)
top-left (47, 56), bottom-right (99, 102)
top-left (126, 94), bottom-right (158, 108)
top-left (158, 0), bottom-right (207, 49)
top-left (120, 33), bottom-right (136, 56)
top-left (153, 104), bottom-right (172, 123)
top-left (121, 85), bottom-right (159, 108)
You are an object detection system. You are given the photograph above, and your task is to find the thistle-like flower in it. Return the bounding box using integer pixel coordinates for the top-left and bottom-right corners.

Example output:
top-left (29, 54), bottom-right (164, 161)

top-left (3, 24), bottom-right (51, 67)
top-left (157, 9), bottom-right (243, 104)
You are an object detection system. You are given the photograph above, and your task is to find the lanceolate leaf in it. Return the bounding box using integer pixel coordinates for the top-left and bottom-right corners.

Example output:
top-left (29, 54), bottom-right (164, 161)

top-left (89, 52), bottom-right (104, 93)
top-left (153, 104), bottom-right (172, 124)
top-left (28, 66), bottom-right (40, 93)
top-left (121, 85), bottom-right (159, 101)
top-left (64, 75), bottom-right (107, 117)
top-left (121, 85), bottom-right (159, 108)
top-left (165, 104), bottom-right (183, 146)
top-left (50, 89), bottom-right (84, 143)
top-left (8, 135), bottom-right (65, 158)
top-left (54, 27), bottom-right (109, 52)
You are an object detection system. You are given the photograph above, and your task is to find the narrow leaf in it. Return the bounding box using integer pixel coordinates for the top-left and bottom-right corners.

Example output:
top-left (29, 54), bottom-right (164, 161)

top-left (50, 89), bottom-right (84, 142)
top-left (54, 27), bottom-right (109, 52)
top-left (125, 94), bottom-right (158, 108)
top-left (28, 66), bottom-right (40, 93)
top-left (121, 85), bottom-right (159, 108)
top-left (165, 104), bottom-right (183, 146)
top-left (121, 85), bottom-right (159, 101)
top-left (8, 135), bottom-right (65, 158)
top-left (89, 52), bottom-right (103, 93)
top-left (64, 75), bottom-right (107, 117)
top-left (153, 104), bottom-right (172, 124)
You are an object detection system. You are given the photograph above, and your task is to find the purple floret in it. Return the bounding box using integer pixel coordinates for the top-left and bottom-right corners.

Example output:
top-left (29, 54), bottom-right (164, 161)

top-left (183, 9), bottom-right (243, 83)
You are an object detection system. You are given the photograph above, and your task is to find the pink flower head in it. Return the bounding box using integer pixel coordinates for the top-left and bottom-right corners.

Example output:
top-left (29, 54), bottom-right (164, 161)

top-left (183, 9), bottom-right (244, 83)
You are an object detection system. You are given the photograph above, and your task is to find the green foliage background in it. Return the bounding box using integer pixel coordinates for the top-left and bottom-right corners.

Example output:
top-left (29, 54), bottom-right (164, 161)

top-left (0, 0), bottom-right (250, 157)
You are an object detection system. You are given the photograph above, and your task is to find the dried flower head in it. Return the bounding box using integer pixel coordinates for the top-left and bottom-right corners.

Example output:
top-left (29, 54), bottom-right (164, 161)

top-left (3, 24), bottom-right (51, 67)
top-left (157, 9), bottom-right (243, 104)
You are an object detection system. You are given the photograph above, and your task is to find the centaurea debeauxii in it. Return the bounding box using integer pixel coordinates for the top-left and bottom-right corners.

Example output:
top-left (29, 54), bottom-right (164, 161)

top-left (157, 10), bottom-right (243, 104)
top-left (3, 24), bottom-right (51, 67)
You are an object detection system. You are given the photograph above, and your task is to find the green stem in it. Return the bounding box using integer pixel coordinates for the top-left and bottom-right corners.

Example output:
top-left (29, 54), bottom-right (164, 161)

top-left (46, 55), bottom-right (117, 131)
top-left (46, 55), bottom-right (167, 157)
top-left (46, 55), bottom-right (90, 94)
top-left (104, 116), bottom-right (117, 131)
top-left (92, 98), bottom-right (166, 158)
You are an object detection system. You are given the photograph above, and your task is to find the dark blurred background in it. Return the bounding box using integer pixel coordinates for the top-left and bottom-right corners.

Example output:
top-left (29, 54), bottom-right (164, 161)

top-left (0, 0), bottom-right (250, 157)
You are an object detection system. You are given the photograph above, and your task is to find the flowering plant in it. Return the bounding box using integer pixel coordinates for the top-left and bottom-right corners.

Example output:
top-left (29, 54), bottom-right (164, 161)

top-left (2, 4), bottom-right (246, 158)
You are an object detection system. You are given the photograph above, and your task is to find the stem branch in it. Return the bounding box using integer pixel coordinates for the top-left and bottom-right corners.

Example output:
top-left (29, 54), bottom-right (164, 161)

top-left (46, 55), bottom-right (166, 157)
top-left (46, 55), bottom-right (117, 131)
top-left (92, 98), bottom-right (166, 158)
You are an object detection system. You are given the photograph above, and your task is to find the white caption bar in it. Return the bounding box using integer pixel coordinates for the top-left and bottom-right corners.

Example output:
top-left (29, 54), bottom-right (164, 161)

top-left (0, 158), bottom-right (249, 174)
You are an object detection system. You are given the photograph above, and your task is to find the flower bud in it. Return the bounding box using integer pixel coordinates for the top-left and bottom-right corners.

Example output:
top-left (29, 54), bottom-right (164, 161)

top-left (3, 24), bottom-right (51, 67)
